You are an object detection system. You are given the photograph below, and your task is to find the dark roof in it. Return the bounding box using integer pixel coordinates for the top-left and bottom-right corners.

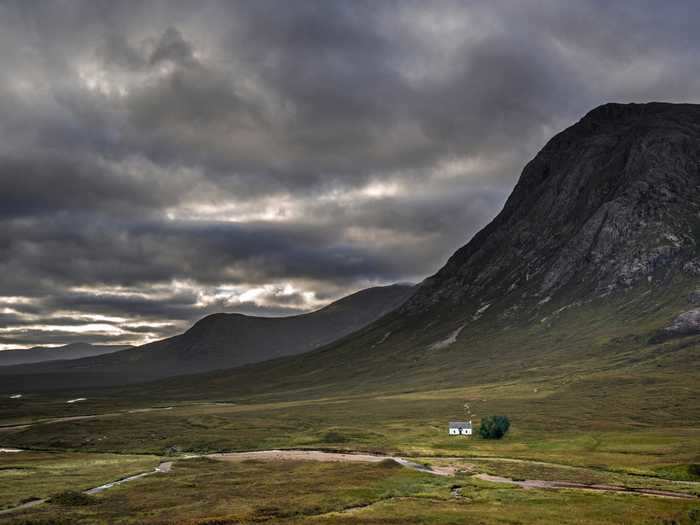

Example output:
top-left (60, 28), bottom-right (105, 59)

top-left (448, 421), bottom-right (471, 428)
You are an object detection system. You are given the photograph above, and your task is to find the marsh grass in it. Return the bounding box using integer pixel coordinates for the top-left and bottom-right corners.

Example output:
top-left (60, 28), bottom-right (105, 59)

top-left (0, 451), bottom-right (159, 510)
top-left (3, 458), bottom-right (699, 524)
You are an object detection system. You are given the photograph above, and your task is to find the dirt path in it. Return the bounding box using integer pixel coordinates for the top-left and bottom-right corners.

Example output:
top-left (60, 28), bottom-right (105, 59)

top-left (1, 448), bottom-right (696, 517)
top-left (0, 406), bottom-right (176, 432)
top-left (474, 473), bottom-right (699, 500)
top-left (207, 449), bottom-right (458, 476)
top-left (430, 455), bottom-right (700, 487)
top-left (207, 450), bottom-right (699, 499)
top-left (0, 462), bottom-right (173, 517)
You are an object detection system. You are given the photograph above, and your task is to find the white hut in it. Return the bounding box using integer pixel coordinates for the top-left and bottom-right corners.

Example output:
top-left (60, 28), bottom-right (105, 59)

top-left (448, 421), bottom-right (472, 436)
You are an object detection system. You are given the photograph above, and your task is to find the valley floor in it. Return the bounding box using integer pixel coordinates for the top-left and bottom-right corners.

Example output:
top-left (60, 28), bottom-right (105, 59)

top-left (1, 378), bottom-right (700, 524)
top-left (1, 452), bottom-right (699, 524)
top-left (2, 287), bottom-right (700, 523)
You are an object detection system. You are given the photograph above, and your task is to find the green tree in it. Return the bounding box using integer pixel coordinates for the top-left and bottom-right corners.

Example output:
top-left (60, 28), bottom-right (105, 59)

top-left (479, 415), bottom-right (510, 439)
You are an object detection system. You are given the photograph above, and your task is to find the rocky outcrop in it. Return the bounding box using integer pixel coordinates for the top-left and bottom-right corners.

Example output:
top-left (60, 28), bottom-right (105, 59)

top-left (668, 309), bottom-right (700, 334)
top-left (684, 258), bottom-right (700, 276)
top-left (404, 103), bottom-right (700, 314)
top-left (652, 308), bottom-right (700, 343)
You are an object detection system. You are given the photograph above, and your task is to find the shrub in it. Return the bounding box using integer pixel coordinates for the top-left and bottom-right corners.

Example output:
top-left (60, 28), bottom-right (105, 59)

top-left (49, 490), bottom-right (95, 506)
top-left (479, 415), bottom-right (511, 439)
top-left (321, 431), bottom-right (347, 443)
top-left (689, 464), bottom-right (700, 477)
top-left (378, 458), bottom-right (401, 469)
top-left (688, 508), bottom-right (700, 524)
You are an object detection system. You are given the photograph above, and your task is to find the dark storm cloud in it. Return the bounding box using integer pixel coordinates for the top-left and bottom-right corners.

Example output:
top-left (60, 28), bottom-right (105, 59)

top-left (1, 0), bottom-right (700, 347)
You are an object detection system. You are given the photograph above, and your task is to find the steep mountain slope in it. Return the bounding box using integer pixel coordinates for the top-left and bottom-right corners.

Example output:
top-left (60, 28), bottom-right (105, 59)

top-left (0, 343), bottom-right (131, 367)
top-left (126, 102), bottom-right (700, 401)
top-left (407, 102), bottom-right (700, 313)
top-left (0, 284), bottom-right (414, 388)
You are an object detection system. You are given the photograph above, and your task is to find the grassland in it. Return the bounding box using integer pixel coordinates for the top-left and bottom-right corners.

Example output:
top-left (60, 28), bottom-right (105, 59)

top-left (3, 366), bottom-right (700, 480)
top-left (3, 458), bottom-right (699, 524)
top-left (1, 279), bottom-right (699, 523)
top-left (0, 451), bottom-right (159, 510)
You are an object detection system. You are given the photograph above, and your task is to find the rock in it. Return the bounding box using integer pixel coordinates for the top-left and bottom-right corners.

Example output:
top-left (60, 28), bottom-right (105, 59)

top-left (403, 103), bottom-right (700, 314)
top-left (652, 308), bottom-right (700, 343)
top-left (684, 259), bottom-right (700, 276)
top-left (689, 291), bottom-right (700, 304)
top-left (667, 309), bottom-right (700, 334)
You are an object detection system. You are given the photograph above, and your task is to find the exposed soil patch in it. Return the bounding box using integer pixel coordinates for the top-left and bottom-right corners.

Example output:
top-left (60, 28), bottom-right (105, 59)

top-left (207, 450), bottom-right (457, 476)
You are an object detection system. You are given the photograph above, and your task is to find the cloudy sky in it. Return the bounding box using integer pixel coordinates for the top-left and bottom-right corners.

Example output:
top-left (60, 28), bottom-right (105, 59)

top-left (1, 1), bottom-right (699, 349)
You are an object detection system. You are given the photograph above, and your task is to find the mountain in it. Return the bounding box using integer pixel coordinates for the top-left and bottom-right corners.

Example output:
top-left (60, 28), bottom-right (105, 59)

top-left (3, 103), bottom-right (700, 400)
top-left (0, 284), bottom-right (414, 389)
top-left (406, 102), bottom-right (700, 314)
top-left (126, 102), bottom-right (700, 402)
top-left (0, 343), bottom-right (131, 367)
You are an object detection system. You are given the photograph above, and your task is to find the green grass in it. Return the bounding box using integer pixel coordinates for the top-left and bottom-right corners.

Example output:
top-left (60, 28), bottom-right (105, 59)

top-left (1, 279), bottom-right (699, 522)
top-left (0, 451), bottom-right (160, 510)
top-left (3, 377), bottom-right (699, 478)
top-left (3, 457), bottom-right (699, 524)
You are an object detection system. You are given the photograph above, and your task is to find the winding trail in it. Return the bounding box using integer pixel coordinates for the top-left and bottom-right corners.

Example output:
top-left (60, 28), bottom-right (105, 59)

top-left (0, 461), bottom-right (172, 516)
top-left (0, 406), bottom-right (176, 432)
top-left (1, 449), bottom-right (698, 516)
top-left (205, 450), bottom-right (699, 500)
top-left (473, 473), bottom-right (699, 500)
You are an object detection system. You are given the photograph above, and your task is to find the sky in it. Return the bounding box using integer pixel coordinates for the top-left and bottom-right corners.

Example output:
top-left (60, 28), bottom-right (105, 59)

top-left (1, 0), bottom-right (700, 349)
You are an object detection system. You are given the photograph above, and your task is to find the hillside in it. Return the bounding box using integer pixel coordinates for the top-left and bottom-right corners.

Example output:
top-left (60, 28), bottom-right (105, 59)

top-left (0, 284), bottom-right (414, 389)
top-left (0, 343), bottom-right (131, 367)
top-left (405, 102), bottom-right (700, 313)
top-left (4, 103), bottom-right (700, 401)
top-left (2, 105), bottom-right (700, 520)
top-left (122, 102), bottom-right (700, 402)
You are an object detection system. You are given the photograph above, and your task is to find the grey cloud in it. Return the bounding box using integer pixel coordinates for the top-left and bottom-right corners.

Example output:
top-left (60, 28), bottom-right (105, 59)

top-left (149, 26), bottom-right (197, 67)
top-left (1, 1), bottom-right (699, 347)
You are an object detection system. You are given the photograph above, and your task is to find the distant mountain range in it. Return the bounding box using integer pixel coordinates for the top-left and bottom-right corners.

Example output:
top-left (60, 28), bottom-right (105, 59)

top-left (0, 343), bottom-right (131, 367)
top-left (0, 284), bottom-right (414, 389)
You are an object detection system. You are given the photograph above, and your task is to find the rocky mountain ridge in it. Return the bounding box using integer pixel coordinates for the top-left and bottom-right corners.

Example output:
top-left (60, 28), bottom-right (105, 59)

top-left (405, 103), bottom-right (700, 316)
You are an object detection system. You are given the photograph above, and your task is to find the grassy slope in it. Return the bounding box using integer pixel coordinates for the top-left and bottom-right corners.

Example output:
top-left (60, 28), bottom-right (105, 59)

top-left (2, 278), bottom-right (699, 470)
top-left (0, 451), bottom-right (159, 510)
top-left (3, 458), bottom-right (699, 525)
top-left (1, 278), bottom-right (699, 523)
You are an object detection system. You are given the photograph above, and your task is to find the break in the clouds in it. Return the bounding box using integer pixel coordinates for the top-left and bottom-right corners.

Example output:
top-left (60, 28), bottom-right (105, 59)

top-left (1, 1), bottom-right (700, 348)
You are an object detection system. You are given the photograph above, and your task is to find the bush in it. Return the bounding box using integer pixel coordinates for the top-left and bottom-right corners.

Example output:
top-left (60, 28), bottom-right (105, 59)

top-left (479, 415), bottom-right (511, 439)
top-left (689, 464), bottom-right (700, 477)
top-left (321, 431), bottom-right (348, 443)
top-left (688, 508), bottom-right (700, 524)
top-left (378, 458), bottom-right (402, 469)
top-left (48, 490), bottom-right (95, 506)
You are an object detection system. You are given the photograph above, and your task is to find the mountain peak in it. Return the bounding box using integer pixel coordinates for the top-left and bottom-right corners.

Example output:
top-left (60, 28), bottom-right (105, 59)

top-left (406, 102), bottom-right (700, 313)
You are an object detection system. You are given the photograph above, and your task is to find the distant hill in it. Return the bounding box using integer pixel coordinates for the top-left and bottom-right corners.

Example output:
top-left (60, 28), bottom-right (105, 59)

top-left (0, 284), bottom-right (414, 389)
top-left (0, 343), bottom-right (131, 367)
